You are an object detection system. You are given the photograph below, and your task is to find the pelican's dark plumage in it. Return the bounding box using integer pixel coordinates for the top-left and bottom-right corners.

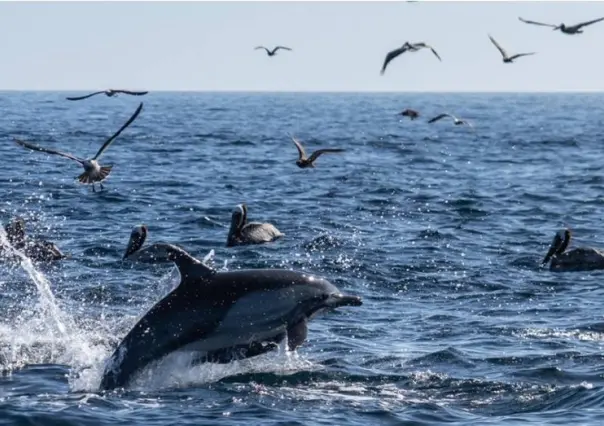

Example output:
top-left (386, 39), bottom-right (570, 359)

top-left (66, 89), bottom-right (148, 101)
top-left (255, 46), bottom-right (292, 56)
top-left (400, 109), bottom-right (419, 120)
top-left (488, 35), bottom-right (536, 63)
top-left (427, 113), bottom-right (473, 128)
top-left (381, 41), bottom-right (441, 75)
top-left (226, 204), bottom-right (283, 247)
top-left (290, 136), bottom-right (345, 168)
top-left (1, 217), bottom-right (65, 262)
top-left (542, 228), bottom-right (604, 272)
top-left (519, 16), bottom-right (604, 35)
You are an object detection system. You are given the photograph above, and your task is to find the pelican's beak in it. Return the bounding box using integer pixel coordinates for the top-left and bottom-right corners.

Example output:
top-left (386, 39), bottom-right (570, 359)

top-left (541, 233), bottom-right (562, 266)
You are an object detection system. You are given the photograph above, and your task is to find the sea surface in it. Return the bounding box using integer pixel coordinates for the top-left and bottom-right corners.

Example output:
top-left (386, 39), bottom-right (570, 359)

top-left (1, 91), bottom-right (604, 425)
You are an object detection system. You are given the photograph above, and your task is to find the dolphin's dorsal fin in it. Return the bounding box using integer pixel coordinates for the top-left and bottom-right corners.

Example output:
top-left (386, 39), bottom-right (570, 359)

top-left (167, 244), bottom-right (216, 282)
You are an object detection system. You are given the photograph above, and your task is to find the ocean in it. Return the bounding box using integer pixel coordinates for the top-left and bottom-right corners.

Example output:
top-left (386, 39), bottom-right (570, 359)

top-left (1, 91), bottom-right (604, 425)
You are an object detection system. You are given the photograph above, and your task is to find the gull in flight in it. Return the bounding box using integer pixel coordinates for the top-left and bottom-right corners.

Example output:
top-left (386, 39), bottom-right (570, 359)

top-left (428, 113), bottom-right (473, 128)
top-left (380, 41), bottom-right (441, 75)
top-left (518, 16), bottom-right (604, 35)
top-left (255, 46), bottom-right (292, 56)
top-left (66, 89), bottom-right (148, 101)
top-left (14, 102), bottom-right (143, 192)
top-left (488, 35), bottom-right (536, 63)
top-left (290, 136), bottom-right (345, 168)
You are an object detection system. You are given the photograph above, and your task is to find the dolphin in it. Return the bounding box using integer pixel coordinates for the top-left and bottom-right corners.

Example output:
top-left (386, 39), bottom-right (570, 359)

top-left (99, 239), bottom-right (363, 391)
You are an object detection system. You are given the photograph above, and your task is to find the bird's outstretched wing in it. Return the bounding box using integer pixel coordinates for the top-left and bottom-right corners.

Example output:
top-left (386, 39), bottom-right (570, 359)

top-left (574, 16), bottom-right (604, 29)
top-left (380, 46), bottom-right (408, 75)
top-left (14, 139), bottom-right (84, 164)
top-left (413, 43), bottom-right (442, 61)
top-left (115, 90), bottom-right (149, 96)
top-left (518, 17), bottom-right (557, 28)
top-left (307, 149), bottom-right (345, 164)
top-left (291, 136), bottom-right (307, 160)
top-left (93, 102), bottom-right (144, 160)
top-left (427, 113), bottom-right (453, 123)
top-left (255, 46), bottom-right (271, 54)
top-left (66, 91), bottom-right (105, 101)
top-left (274, 46), bottom-right (292, 53)
top-left (508, 52), bottom-right (536, 61)
top-left (488, 35), bottom-right (508, 58)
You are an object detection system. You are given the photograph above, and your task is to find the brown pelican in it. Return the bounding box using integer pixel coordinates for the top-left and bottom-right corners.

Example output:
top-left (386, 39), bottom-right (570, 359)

top-left (488, 35), bottom-right (536, 63)
top-left (226, 204), bottom-right (283, 247)
top-left (255, 46), bottom-right (292, 56)
top-left (1, 217), bottom-right (65, 262)
top-left (123, 224), bottom-right (214, 264)
top-left (14, 102), bottom-right (143, 192)
top-left (400, 109), bottom-right (419, 120)
top-left (518, 16), bottom-right (604, 35)
top-left (428, 113), bottom-right (473, 128)
top-left (66, 89), bottom-right (148, 101)
top-left (542, 228), bottom-right (604, 272)
top-left (291, 136), bottom-right (345, 168)
top-left (381, 41), bottom-right (441, 75)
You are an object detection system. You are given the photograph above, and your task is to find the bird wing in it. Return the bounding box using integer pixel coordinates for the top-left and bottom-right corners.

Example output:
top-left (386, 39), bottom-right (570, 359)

top-left (413, 43), bottom-right (442, 61)
top-left (488, 35), bottom-right (508, 58)
top-left (291, 136), bottom-right (307, 160)
top-left (254, 46), bottom-right (270, 54)
top-left (508, 52), bottom-right (536, 61)
top-left (93, 102), bottom-right (144, 160)
top-left (428, 46), bottom-right (442, 61)
top-left (115, 90), bottom-right (149, 96)
top-left (427, 113), bottom-right (452, 123)
top-left (518, 17), bottom-right (557, 28)
top-left (274, 46), bottom-right (292, 52)
top-left (14, 139), bottom-right (83, 164)
top-left (380, 46), bottom-right (408, 75)
top-left (65, 91), bottom-right (105, 101)
top-left (575, 16), bottom-right (604, 29)
top-left (307, 148), bottom-right (345, 164)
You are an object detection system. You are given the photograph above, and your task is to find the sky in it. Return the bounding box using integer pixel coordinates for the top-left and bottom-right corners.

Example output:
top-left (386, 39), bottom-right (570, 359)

top-left (0, 1), bottom-right (603, 92)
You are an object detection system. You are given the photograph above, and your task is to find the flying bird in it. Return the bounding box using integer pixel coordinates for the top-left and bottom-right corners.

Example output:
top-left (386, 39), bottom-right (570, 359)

top-left (381, 42), bottom-right (441, 75)
top-left (400, 109), bottom-right (420, 120)
top-left (66, 89), bottom-right (148, 101)
top-left (488, 35), bottom-right (536, 63)
top-left (255, 46), bottom-right (292, 56)
top-left (290, 136), bottom-right (345, 168)
top-left (518, 16), bottom-right (604, 34)
top-left (428, 113), bottom-right (473, 128)
top-left (14, 102), bottom-right (143, 192)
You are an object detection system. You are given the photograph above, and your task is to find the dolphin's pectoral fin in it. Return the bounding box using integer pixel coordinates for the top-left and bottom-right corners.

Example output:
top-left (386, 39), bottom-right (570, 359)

top-left (287, 318), bottom-right (308, 351)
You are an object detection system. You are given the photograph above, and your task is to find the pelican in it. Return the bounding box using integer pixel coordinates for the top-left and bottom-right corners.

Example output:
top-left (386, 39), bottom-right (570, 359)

top-left (1, 217), bottom-right (65, 262)
top-left (123, 224), bottom-right (214, 265)
top-left (254, 46), bottom-right (292, 56)
top-left (290, 136), bottom-right (345, 168)
top-left (542, 228), bottom-right (604, 272)
top-left (488, 35), bottom-right (535, 63)
top-left (427, 113), bottom-right (473, 128)
top-left (400, 109), bottom-right (419, 120)
top-left (381, 41), bottom-right (441, 75)
top-left (66, 89), bottom-right (148, 101)
top-left (226, 204), bottom-right (283, 247)
top-left (518, 16), bottom-right (604, 35)
top-left (14, 102), bottom-right (143, 192)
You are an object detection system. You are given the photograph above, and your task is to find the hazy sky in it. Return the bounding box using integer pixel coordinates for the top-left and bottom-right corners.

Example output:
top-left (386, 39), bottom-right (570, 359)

top-left (0, 1), bottom-right (603, 92)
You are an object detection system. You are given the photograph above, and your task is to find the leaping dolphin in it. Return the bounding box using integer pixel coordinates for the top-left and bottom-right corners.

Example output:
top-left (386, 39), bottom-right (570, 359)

top-left (99, 241), bottom-right (363, 390)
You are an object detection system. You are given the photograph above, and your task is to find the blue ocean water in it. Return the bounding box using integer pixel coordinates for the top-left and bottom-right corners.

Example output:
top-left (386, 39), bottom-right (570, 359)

top-left (1, 91), bottom-right (604, 425)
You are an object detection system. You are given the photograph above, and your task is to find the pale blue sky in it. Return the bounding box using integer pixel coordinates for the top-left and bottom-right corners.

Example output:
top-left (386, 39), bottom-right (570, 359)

top-left (0, 1), bottom-right (602, 92)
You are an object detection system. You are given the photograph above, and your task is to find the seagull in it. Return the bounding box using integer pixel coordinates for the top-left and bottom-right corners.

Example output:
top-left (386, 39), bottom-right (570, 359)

top-left (381, 42), bottom-right (441, 75)
top-left (254, 46), bottom-right (292, 56)
top-left (488, 35), bottom-right (536, 63)
top-left (290, 136), bottom-right (345, 169)
top-left (518, 16), bottom-right (604, 35)
top-left (14, 102), bottom-right (143, 192)
top-left (66, 89), bottom-right (148, 101)
top-left (400, 109), bottom-right (420, 120)
top-left (427, 113), bottom-right (473, 128)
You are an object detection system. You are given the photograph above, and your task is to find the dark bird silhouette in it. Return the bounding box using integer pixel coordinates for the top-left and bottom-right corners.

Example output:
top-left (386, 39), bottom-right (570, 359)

top-left (518, 16), bottom-right (604, 34)
top-left (255, 46), bottom-right (292, 56)
top-left (381, 42), bottom-right (441, 75)
top-left (290, 136), bottom-right (345, 168)
top-left (66, 89), bottom-right (148, 101)
top-left (542, 228), bottom-right (604, 272)
top-left (488, 35), bottom-right (536, 63)
top-left (428, 113), bottom-right (473, 128)
top-left (14, 102), bottom-right (143, 192)
top-left (400, 109), bottom-right (419, 120)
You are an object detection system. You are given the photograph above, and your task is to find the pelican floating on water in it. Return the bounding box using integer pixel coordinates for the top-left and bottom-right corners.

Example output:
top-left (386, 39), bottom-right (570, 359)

top-left (290, 136), bottom-right (345, 168)
top-left (1, 217), bottom-right (65, 262)
top-left (66, 89), bottom-right (148, 101)
top-left (14, 102), bottom-right (143, 192)
top-left (488, 35), bottom-right (536, 63)
top-left (381, 41), bottom-right (441, 75)
top-left (227, 204), bottom-right (283, 247)
top-left (541, 228), bottom-right (604, 272)
top-left (255, 46), bottom-right (292, 56)
top-left (400, 109), bottom-right (419, 120)
top-left (518, 16), bottom-right (604, 35)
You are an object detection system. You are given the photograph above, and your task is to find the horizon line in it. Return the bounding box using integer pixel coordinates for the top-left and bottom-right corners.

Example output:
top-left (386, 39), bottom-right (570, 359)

top-left (0, 89), bottom-right (603, 94)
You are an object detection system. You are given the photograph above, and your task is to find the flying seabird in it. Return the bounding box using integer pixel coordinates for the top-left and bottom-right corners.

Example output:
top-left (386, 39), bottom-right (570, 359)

top-left (226, 204), bottom-right (284, 247)
top-left (427, 113), bottom-right (473, 128)
top-left (290, 135), bottom-right (345, 168)
top-left (66, 89), bottom-right (148, 101)
top-left (400, 109), bottom-right (420, 120)
top-left (542, 228), bottom-right (604, 272)
top-left (381, 41), bottom-right (441, 75)
top-left (518, 16), bottom-right (604, 34)
top-left (488, 35), bottom-right (535, 63)
top-left (255, 46), bottom-right (292, 56)
top-left (14, 102), bottom-right (143, 192)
